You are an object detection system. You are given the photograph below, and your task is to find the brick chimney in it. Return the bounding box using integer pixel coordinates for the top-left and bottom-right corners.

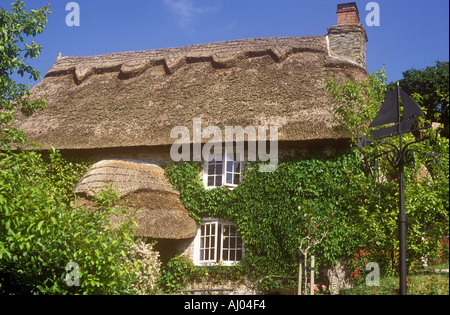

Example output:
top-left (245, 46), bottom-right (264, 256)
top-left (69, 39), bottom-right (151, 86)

top-left (337, 2), bottom-right (360, 25)
top-left (327, 2), bottom-right (368, 70)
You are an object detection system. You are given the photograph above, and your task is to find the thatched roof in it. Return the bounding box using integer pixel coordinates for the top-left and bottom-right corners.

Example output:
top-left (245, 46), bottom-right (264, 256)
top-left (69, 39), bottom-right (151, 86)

top-left (16, 35), bottom-right (367, 150)
top-left (74, 160), bottom-right (198, 239)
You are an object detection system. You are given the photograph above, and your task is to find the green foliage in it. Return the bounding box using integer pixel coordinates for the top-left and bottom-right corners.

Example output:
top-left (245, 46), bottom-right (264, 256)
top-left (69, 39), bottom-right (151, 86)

top-left (1, 1), bottom-right (50, 150)
top-left (327, 68), bottom-right (449, 275)
top-left (164, 68), bottom-right (448, 293)
top-left (388, 61), bottom-right (449, 137)
top-left (165, 152), bottom-right (365, 292)
top-left (0, 148), bottom-right (163, 294)
top-left (122, 239), bottom-right (161, 295)
top-left (341, 271), bottom-right (449, 295)
top-left (0, 149), bottom-right (146, 294)
top-left (327, 68), bottom-right (388, 142)
top-left (158, 255), bottom-right (246, 294)
top-left (0, 1), bottom-right (162, 295)
top-left (158, 255), bottom-right (196, 293)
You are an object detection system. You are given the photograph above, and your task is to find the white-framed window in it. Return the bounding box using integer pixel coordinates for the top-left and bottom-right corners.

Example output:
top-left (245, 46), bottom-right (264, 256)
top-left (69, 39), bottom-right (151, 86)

top-left (204, 150), bottom-right (245, 189)
top-left (204, 155), bottom-right (224, 188)
top-left (193, 218), bottom-right (244, 266)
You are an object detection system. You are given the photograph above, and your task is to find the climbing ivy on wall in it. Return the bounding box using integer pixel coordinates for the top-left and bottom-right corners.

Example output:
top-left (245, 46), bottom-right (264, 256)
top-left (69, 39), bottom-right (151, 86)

top-left (165, 152), bottom-right (371, 286)
top-left (164, 69), bottom-right (449, 292)
top-left (165, 143), bottom-right (448, 291)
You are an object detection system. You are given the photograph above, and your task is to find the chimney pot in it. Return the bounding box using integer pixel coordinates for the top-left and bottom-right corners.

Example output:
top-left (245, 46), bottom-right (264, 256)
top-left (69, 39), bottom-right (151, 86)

top-left (327, 3), bottom-right (368, 69)
top-left (337, 2), bottom-right (360, 25)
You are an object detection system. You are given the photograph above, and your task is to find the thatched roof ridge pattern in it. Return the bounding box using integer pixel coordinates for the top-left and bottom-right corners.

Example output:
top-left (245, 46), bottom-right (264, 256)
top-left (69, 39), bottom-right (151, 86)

top-left (47, 37), bottom-right (327, 84)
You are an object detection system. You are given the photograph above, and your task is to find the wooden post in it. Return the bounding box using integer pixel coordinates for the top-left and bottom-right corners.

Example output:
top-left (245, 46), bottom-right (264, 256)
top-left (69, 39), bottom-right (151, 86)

top-left (298, 259), bottom-right (302, 295)
top-left (310, 256), bottom-right (315, 295)
top-left (304, 252), bottom-right (308, 295)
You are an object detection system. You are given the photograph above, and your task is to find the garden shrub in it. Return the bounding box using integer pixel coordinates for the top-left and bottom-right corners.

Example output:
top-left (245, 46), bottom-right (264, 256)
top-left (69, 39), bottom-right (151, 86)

top-left (0, 149), bottom-right (161, 295)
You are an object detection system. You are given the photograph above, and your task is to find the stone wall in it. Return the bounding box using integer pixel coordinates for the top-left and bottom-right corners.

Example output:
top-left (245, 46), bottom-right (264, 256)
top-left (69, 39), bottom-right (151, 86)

top-left (320, 259), bottom-right (353, 295)
top-left (327, 24), bottom-right (368, 70)
top-left (182, 279), bottom-right (259, 295)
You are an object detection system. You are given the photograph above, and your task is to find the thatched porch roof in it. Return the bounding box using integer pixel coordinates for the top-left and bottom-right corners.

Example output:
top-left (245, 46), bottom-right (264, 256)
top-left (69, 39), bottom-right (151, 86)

top-left (74, 160), bottom-right (198, 240)
top-left (16, 36), bottom-right (367, 150)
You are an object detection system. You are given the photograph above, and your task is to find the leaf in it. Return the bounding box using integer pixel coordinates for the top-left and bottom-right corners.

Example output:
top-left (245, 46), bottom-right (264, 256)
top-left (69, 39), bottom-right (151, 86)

top-left (37, 220), bottom-right (45, 232)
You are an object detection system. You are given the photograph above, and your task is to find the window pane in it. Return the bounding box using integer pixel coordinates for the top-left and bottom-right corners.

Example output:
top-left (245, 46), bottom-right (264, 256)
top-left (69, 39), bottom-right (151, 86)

top-left (222, 250), bottom-right (228, 261)
top-left (226, 173), bottom-right (233, 184)
top-left (230, 250), bottom-right (235, 261)
top-left (208, 176), bottom-right (214, 187)
top-left (215, 163), bottom-right (223, 174)
top-left (236, 250), bottom-right (242, 261)
top-left (216, 175), bottom-right (222, 187)
top-left (227, 161), bottom-right (233, 173)
top-left (208, 163), bottom-right (215, 175)
top-left (223, 237), bottom-right (229, 249)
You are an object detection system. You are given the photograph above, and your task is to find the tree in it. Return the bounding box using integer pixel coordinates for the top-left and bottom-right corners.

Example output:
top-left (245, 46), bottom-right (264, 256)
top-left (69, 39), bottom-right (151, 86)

top-left (328, 68), bottom-right (449, 275)
top-left (0, 1), bottom-right (160, 295)
top-left (388, 61), bottom-right (449, 138)
top-left (1, 0), bottom-right (49, 148)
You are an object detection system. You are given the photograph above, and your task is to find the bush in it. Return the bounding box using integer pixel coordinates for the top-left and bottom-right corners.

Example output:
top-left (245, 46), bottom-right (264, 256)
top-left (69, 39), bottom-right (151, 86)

top-left (0, 150), bottom-right (161, 295)
top-left (125, 240), bottom-right (161, 295)
top-left (158, 255), bottom-right (195, 293)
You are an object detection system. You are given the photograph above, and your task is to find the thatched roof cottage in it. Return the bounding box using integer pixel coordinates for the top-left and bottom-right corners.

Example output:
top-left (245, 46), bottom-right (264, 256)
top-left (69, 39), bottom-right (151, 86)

top-left (16, 3), bottom-right (368, 267)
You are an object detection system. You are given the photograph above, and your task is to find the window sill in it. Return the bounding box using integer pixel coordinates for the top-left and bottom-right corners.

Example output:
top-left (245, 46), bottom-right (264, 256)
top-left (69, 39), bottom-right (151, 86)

top-left (194, 261), bottom-right (241, 267)
top-left (204, 184), bottom-right (239, 190)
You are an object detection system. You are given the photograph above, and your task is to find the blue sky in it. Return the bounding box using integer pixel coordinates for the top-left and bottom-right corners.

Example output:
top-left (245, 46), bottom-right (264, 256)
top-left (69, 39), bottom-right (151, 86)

top-left (3, 0), bottom-right (449, 87)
